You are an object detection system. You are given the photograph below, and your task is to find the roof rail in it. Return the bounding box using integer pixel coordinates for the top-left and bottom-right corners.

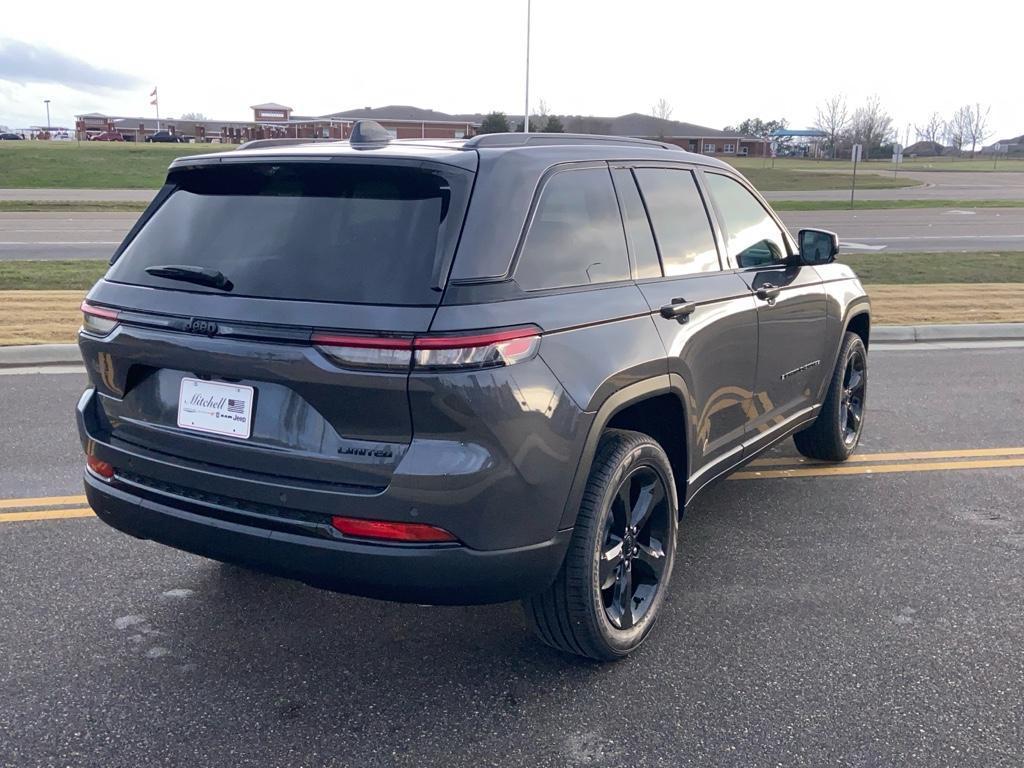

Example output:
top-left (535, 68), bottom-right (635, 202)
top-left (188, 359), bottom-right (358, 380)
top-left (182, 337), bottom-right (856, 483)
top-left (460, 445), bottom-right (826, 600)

top-left (236, 137), bottom-right (338, 150)
top-left (462, 132), bottom-right (681, 151)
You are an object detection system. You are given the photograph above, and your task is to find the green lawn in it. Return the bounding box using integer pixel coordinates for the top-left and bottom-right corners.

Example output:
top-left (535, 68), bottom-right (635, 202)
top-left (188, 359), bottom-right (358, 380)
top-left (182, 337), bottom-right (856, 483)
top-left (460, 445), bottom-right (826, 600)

top-left (729, 156), bottom-right (1024, 173)
top-left (0, 141), bottom-right (235, 189)
top-left (4, 252), bottom-right (1023, 292)
top-left (739, 167), bottom-right (918, 192)
top-left (838, 251), bottom-right (1024, 284)
top-left (0, 260), bottom-right (109, 290)
top-left (772, 199), bottom-right (1024, 212)
top-left (0, 200), bottom-right (148, 212)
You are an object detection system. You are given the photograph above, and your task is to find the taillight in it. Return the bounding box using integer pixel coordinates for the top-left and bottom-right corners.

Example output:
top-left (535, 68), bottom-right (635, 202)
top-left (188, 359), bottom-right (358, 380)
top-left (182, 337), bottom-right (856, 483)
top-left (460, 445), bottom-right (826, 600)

top-left (413, 328), bottom-right (541, 370)
top-left (330, 516), bottom-right (457, 543)
top-left (81, 301), bottom-right (120, 336)
top-left (312, 327), bottom-right (541, 372)
top-left (311, 334), bottom-right (413, 371)
top-left (86, 455), bottom-right (115, 479)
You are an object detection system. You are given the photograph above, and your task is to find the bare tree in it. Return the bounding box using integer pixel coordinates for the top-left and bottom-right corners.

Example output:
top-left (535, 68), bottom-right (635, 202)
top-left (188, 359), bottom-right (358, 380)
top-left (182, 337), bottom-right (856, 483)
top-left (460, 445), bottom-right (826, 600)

top-left (915, 112), bottom-right (944, 144)
top-left (946, 105), bottom-right (972, 153)
top-left (652, 98), bottom-right (673, 121)
top-left (179, 112), bottom-right (208, 121)
top-left (536, 99), bottom-right (550, 119)
top-left (965, 103), bottom-right (992, 157)
top-left (814, 94), bottom-right (849, 158)
top-left (850, 96), bottom-right (893, 159)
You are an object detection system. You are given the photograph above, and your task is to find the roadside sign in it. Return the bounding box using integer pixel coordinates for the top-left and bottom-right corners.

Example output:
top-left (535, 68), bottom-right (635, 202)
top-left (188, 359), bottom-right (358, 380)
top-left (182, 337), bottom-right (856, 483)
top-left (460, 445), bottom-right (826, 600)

top-left (851, 144), bottom-right (863, 163)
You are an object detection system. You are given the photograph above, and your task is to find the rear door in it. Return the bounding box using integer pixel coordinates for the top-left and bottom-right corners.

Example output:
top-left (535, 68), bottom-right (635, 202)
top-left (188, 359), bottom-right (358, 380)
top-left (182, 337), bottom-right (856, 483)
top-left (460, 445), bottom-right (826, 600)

top-left (82, 158), bottom-right (472, 491)
top-left (617, 165), bottom-right (759, 488)
top-left (701, 171), bottom-right (826, 441)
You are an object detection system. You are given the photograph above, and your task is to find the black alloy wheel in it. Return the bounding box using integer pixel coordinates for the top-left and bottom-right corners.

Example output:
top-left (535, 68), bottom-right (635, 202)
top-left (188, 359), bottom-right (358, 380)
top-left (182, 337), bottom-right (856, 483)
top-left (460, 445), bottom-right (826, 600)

top-left (839, 347), bottom-right (866, 446)
top-left (600, 466), bottom-right (671, 631)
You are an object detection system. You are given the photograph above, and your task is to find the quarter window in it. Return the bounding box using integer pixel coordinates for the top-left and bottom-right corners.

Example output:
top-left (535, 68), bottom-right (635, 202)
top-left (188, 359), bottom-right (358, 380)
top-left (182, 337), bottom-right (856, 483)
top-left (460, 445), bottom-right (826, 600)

top-left (515, 168), bottom-right (630, 291)
top-left (634, 168), bottom-right (720, 276)
top-left (704, 173), bottom-right (787, 268)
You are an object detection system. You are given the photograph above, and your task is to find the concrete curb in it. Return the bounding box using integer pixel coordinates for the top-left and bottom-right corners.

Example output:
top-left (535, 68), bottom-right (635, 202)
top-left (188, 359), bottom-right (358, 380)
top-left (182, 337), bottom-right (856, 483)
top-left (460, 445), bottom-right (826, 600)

top-left (873, 323), bottom-right (1024, 343)
top-left (0, 344), bottom-right (81, 368)
top-left (1, 324), bottom-right (1022, 366)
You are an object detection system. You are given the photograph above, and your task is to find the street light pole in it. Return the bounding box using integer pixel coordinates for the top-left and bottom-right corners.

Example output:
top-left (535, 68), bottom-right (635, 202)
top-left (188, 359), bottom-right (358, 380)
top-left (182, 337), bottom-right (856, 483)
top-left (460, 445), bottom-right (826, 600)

top-left (523, 0), bottom-right (531, 133)
top-left (44, 99), bottom-right (51, 133)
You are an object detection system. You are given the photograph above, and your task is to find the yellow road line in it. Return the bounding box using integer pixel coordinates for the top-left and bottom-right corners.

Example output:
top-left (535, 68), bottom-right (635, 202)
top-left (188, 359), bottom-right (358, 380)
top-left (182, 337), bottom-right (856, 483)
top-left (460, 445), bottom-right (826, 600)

top-left (732, 457), bottom-right (1024, 480)
top-left (0, 507), bottom-right (95, 523)
top-left (0, 494), bottom-right (88, 510)
top-left (749, 446), bottom-right (1024, 469)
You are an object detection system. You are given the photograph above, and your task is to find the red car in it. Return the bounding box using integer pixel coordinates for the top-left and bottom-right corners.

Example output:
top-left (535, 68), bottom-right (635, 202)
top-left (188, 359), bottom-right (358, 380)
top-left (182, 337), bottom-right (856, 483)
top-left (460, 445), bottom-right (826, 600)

top-left (90, 131), bottom-right (126, 142)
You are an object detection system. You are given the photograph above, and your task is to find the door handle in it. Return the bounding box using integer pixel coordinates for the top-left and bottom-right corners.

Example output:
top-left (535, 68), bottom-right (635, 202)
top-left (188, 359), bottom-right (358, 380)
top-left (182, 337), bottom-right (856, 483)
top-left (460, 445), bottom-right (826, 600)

top-left (755, 283), bottom-right (781, 302)
top-left (659, 298), bottom-right (697, 322)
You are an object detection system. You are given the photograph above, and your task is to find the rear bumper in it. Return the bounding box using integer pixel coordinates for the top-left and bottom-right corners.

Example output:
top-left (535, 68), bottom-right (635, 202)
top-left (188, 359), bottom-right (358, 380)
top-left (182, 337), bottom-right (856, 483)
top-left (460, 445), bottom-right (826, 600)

top-left (85, 472), bottom-right (572, 605)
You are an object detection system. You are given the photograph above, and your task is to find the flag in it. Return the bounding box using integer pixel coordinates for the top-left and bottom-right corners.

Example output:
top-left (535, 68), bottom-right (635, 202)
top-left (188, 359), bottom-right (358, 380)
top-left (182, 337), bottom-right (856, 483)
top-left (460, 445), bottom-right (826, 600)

top-left (150, 86), bottom-right (158, 106)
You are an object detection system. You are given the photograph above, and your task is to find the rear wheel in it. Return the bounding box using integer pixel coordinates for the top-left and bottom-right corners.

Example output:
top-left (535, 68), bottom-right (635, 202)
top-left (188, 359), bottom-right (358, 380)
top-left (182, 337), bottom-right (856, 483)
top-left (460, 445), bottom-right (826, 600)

top-left (794, 332), bottom-right (867, 461)
top-left (523, 429), bottom-right (678, 661)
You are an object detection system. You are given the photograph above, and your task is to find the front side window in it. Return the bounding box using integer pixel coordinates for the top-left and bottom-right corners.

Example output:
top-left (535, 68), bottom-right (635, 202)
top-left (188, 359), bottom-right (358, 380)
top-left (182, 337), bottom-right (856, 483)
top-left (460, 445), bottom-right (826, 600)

top-left (634, 168), bottom-right (720, 276)
top-left (704, 173), bottom-right (788, 268)
top-left (515, 168), bottom-right (630, 291)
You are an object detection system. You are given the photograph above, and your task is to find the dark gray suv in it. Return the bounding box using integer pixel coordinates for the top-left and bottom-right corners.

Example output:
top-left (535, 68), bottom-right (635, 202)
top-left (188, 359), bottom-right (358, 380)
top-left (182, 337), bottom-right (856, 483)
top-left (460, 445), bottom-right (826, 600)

top-left (77, 123), bottom-right (870, 660)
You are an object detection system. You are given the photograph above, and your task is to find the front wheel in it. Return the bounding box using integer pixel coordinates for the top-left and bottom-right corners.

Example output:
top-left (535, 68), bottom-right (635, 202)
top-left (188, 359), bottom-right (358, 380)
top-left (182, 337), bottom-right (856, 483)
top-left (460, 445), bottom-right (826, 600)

top-left (794, 332), bottom-right (867, 461)
top-left (523, 429), bottom-right (678, 661)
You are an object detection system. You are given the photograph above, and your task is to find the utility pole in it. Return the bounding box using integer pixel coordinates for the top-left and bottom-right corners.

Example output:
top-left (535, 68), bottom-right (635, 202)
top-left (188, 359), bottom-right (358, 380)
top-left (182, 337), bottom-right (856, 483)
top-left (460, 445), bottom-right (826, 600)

top-left (523, 0), bottom-right (531, 133)
top-left (44, 99), bottom-right (51, 134)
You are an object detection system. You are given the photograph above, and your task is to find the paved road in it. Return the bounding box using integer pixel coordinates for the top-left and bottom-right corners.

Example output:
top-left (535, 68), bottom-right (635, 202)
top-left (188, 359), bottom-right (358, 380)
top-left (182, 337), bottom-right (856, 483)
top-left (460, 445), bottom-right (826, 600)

top-left (0, 211), bottom-right (134, 261)
top-left (3, 205), bottom-right (1023, 261)
top-left (2, 345), bottom-right (1023, 767)
top-left (0, 188), bottom-right (155, 203)
top-left (781, 207), bottom-right (1024, 252)
top-left (763, 170), bottom-right (1024, 202)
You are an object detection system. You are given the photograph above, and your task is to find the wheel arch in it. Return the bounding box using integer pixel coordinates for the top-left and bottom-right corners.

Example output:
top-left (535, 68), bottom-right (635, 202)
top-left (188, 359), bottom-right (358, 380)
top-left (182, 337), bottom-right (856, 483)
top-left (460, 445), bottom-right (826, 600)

top-left (558, 375), bottom-right (691, 530)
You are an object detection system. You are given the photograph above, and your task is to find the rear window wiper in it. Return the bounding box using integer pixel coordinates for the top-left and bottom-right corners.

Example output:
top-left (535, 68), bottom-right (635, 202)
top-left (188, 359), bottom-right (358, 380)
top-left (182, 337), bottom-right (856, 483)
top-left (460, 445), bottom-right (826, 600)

top-left (144, 265), bottom-right (234, 292)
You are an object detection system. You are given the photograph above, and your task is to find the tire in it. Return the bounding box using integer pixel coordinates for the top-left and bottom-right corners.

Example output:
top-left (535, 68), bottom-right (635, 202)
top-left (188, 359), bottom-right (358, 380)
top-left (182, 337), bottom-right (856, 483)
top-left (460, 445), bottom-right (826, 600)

top-left (794, 331), bottom-right (867, 461)
top-left (523, 429), bottom-right (678, 661)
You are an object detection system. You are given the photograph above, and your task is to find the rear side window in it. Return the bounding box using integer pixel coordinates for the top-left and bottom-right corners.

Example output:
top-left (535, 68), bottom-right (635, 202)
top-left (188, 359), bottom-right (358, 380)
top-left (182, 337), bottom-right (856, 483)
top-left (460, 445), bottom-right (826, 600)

top-left (106, 162), bottom-right (470, 306)
top-left (634, 168), bottom-right (720, 276)
top-left (514, 167), bottom-right (629, 291)
top-left (704, 173), bottom-right (787, 268)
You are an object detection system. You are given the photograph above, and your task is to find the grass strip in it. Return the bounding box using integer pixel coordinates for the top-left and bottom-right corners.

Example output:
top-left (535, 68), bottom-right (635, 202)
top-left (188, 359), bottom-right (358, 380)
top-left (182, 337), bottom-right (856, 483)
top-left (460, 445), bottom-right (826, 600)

top-left (0, 200), bottom-right (148, 213)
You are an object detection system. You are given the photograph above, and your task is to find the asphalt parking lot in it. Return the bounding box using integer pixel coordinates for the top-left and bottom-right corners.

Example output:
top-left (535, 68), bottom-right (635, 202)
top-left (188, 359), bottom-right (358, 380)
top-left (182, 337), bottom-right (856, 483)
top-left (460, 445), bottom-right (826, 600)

top-left (1, 343), bottom-right (1022, 767)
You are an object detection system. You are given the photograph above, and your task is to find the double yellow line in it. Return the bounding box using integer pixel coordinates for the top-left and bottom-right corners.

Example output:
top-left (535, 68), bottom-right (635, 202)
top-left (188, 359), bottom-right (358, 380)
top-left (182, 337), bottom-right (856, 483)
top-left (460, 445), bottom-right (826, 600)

top-left (0, 495), bottom-right (92, 523)
top-left (731, 446), bottom-right (1024, 480)
top-left (1, 446), bottom-right (1022, 523)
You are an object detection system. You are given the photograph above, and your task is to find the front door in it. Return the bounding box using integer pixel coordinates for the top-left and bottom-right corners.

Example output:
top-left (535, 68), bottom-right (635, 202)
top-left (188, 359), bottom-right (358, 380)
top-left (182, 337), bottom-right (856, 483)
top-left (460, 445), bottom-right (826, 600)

top-left (614, 166), bottom-right (760, 488)
top-left (701, 171), bottom-right (826, 443)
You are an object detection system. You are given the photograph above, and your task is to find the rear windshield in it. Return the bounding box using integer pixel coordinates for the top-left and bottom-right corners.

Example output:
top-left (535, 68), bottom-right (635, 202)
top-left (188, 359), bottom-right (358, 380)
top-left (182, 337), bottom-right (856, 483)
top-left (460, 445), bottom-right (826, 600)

top-left (106, 161), bottom-right (471, 305)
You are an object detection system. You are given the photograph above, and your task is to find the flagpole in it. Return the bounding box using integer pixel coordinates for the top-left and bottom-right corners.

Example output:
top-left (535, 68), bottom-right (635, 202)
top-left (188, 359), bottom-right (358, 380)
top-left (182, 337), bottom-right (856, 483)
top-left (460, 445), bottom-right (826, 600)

top-left (523, 0), bottom-right (531, 133)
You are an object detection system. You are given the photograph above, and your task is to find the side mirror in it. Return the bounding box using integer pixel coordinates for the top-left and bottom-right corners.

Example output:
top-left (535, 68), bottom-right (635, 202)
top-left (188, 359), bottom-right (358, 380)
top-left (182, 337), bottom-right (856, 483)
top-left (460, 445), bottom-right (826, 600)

top-left (797, 228), bottom-right (839, 265)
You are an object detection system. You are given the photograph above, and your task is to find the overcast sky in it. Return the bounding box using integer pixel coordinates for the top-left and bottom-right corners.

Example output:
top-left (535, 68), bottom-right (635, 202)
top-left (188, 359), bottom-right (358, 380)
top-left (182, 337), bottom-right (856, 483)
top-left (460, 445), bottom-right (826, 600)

top-left (1, 0), bottom-right (1020, 142)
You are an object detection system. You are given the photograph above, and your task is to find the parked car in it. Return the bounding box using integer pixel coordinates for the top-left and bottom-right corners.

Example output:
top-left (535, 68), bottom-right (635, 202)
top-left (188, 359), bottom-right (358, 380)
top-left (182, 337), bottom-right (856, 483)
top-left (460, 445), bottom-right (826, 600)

top-left (0, 132), bottom-right (23, 140)
top-left (145, 131), bottom-right (182, 143)
top-left (90, 131), bottom-right (125, 142)
top-left (77, 122), bottom-right (870, 660)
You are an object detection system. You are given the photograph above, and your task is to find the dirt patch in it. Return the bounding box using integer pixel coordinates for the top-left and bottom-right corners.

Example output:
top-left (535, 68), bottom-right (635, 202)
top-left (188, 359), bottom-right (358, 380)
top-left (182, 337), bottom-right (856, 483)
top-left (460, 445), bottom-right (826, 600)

top-left (0, 290), bottom-right (85, 345)
top-left (1, 285), bottom-right (1021, 346)
top-left (866, 284), bottom-right (1024, 325)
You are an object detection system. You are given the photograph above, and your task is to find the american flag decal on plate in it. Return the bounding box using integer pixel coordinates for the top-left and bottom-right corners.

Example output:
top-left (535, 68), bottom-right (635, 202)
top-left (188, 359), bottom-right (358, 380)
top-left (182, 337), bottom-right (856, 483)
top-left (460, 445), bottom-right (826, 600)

top-left (227, 399), bottom-right (246, 414)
